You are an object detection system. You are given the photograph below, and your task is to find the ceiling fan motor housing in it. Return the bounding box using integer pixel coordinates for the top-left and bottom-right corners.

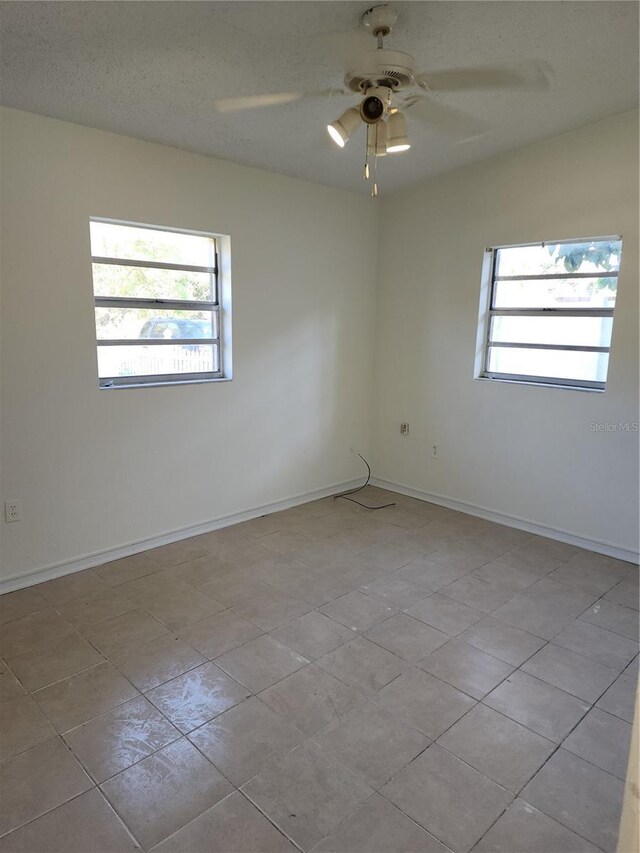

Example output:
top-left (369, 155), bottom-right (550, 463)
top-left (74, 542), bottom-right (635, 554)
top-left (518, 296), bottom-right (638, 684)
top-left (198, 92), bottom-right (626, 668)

top-left (359, 84), bottom-right (392, 123)
top-left (344, 49), bottom-right (416, 93)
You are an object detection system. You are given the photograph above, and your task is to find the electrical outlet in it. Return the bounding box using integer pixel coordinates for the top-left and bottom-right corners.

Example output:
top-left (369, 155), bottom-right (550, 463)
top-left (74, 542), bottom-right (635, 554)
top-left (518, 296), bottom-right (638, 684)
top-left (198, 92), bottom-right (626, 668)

top-left (400, 423), bottom-right (409, 435)
top-left (431, 444), bottom-right (439, 459)
top-left (4, 500), bottom-right (22, 522)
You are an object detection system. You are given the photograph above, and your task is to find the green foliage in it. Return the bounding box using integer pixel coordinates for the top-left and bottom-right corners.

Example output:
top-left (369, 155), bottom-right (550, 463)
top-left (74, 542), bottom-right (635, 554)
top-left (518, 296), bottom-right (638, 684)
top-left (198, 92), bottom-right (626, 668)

top-left (93, 235), bottom-right (214, 336)
top-left (547, 241), bottom-right (621, 273)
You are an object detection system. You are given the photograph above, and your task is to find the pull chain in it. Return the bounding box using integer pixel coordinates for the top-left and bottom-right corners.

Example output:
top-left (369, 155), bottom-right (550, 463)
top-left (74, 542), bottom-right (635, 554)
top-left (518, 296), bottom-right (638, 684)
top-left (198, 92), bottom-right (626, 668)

top-left (371, 125), bottom-right (379, 197)
top-left (363, 128), bottom-right (370, 180)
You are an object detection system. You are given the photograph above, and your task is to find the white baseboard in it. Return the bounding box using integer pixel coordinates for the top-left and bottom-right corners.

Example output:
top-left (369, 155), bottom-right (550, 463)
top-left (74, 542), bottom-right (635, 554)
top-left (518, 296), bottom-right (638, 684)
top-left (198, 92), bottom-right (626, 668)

top-left (371, 477), bottom-right (639, 565)
top-left (0, 478), bottom-right (363, 595)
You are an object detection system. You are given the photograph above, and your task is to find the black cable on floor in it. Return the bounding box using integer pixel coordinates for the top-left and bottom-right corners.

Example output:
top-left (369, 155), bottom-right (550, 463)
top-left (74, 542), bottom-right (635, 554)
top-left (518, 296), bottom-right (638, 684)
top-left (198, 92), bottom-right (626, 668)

top-left (333, 452), bottom-right (396, 510)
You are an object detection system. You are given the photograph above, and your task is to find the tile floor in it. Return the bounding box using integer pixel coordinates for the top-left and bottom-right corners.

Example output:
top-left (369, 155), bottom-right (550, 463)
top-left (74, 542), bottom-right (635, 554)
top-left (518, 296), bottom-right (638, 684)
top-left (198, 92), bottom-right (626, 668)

top-left (0, 487), bottom-right (638, 853)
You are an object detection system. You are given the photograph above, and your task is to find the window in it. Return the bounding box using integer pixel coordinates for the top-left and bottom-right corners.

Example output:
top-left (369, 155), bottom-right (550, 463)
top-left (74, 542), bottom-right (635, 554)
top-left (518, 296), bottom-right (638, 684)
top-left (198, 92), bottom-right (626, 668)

top-left (90, 219), bottom-right (230, 388)
top-left (479, 237), bottom-right (622, 391)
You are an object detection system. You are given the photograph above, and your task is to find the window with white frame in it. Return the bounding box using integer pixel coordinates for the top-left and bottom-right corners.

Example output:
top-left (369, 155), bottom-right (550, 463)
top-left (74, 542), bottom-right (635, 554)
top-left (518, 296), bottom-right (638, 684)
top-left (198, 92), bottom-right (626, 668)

top-left (90, 220), bottom-right (230, 388)
top-left (479, 237), bottom-right (622, 391)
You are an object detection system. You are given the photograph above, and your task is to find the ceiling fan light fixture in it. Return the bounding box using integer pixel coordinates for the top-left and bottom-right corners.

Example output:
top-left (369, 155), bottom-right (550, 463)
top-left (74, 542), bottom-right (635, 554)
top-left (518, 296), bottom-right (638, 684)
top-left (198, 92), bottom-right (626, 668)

top-left (386, 110), bottom-right (411, 152)
top-left (327, 107), bottom-right (361, 147)
top-left (367, 120), bottom-right (388, 157)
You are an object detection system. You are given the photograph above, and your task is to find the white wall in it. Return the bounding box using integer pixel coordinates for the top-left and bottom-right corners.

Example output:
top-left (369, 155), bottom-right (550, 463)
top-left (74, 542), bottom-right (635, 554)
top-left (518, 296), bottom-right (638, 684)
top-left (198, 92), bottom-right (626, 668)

top-left (2, 108), bottom-right (637, 587)
top-left (0, 108), bottom-right (379, 583)
top-left (373, 111), bottom-right (639, 557)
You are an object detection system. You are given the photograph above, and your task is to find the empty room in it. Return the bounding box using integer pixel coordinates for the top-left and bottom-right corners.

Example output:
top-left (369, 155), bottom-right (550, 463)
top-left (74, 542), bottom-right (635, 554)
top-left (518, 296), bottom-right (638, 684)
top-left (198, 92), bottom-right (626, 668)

top-left (0, 2), bottom-right (638, 852)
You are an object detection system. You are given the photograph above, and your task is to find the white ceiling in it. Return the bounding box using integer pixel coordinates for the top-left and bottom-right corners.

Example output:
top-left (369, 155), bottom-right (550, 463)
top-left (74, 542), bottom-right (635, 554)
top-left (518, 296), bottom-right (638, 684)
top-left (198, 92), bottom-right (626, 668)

top-left (1, 1), bottom-right (637, 194)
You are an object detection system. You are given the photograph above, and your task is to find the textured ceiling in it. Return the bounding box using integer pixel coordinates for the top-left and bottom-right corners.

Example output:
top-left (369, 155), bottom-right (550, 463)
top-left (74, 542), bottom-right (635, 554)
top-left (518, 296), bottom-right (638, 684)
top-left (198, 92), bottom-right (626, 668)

top-left (0, 1), bottom-right (637, 193)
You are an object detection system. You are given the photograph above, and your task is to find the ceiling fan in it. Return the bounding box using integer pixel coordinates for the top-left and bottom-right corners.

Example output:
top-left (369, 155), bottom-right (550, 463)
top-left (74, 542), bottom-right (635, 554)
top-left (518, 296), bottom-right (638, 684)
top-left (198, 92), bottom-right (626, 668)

top-left (214, 4), bottom-right (553, 195)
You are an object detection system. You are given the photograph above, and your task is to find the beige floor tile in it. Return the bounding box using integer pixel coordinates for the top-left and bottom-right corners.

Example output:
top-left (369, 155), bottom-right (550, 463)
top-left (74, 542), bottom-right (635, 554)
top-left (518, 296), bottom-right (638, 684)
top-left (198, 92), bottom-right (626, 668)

top-left (259, 663), bottom-right (364, 735)
top-left (260, 529), bottom-right (317, 556)
top-left (151, 790), bottom-right (296, 853)
top-left (0, 659), bottom-right (26, 705)
top-left (471, 560), bottom-right (540, 592)
top-left (604, 574), bottom-right (639, 611)
top-left (521, 643), bottom-right (618, 703)
top-left (38, 570), bottom-right (109, 606)
top-left (112, 571), bottom-right (184, 604)
top-left (64, 695), bottom-right (181, 782)
top-left (6, 633), bottom-right (104, 692)
top-left (563, 707), bottom-right (633, 779)
top-left (101, 738), bottom-right (232, 850)
top-left (0, 588), bottom-right (48, 627)
top-left (360, 576), bottom-right (433, 609)
top-left (266, 568), bottom-right (354, 609)
top-left (394, 557), bottom-right (468, 591)
top-left (548, 555), bottom-right (632, 595)
top-left (437, 704), bottom-right (555, 793)
top-left (176, 609), bottom-right (263, 658)
top-left (381, 744), bottom-right (513, 853)
top-left (242, 742), bottom-right (373, 851)
top-left (491, 595), bottom-right (576, 640)
top-left (596, 674), bottom-right (636, 723)
top-left (493, 545), bottom-right (569, 575)
top-left (419, 638), bottom-right (514, 700)
top-left (316, 636), bottom-right (406, 696)
top-left (428, 541), bottom-right (498, 573)
top-left (359, 538), bottom-right (429, 572)
top-left (218, 541), bottom-right (275, 569)
top-left (1, 507), bottom-right (635, 853)
top-left (405, 593), bottom-right (483, 636)
top-left (320, 591), bottom-right (397, 633)
top-left (230, 587), bottom-right (312, 632)
top-left (114, 634), bottom-right (206, 692)
top-left (0, 609), bottom-right (75, 658)
top-left (216, 635), bottom-right (309, 692)
top-left (376, 668), bottom-right (476, 739)
top-left (82, 609), bottom-right (170, 658)
top-left (189, 696), bottom-right (304, 785)
top-left (460, 617), bottom-right (546, 667)
top-left (146, 661), bottom-right (250, 733)
top-left (95, 552), bottom-right (160, 586)
top-left (33, 661), bottom-right (139, 732)
top-left (57, 587), bottom-right (137, 630)
top-left (312, 701), bottom-right (428, 788)
top-left (579, 599), bottom-right (639, 641)
top-left (521, 749), bottom-right (624, 852)
top-left (553, 619), bottom-right (638, 671)
top-left (473, 798), bottom-right (601, 853)
top-left (311, 794), bottom-right (450, 853)
top-left (484, 670), bottom-right (590, 742)
top-left (168, 553), bottom-right (236, 588)
top-left (0, 694), bottom-right (56, 761)
top-left (0, 737), bottom-right (92, 836)
top-left (0, 788), bottom-right (139, 853)
top-left (197, 571), bottom-right (273, 606)
top-left (141, 585), bottom-right (225, 630)
top-left (365, 613), bottom-right (448, 663)
top-left (317, 556), bottom-right (388, 588)
top-left (441, 575), bottom-right (516, 614)
top-left (270, 610), bottom-right (356, 660)
top-left (144, 538), bottom-right (211, 568)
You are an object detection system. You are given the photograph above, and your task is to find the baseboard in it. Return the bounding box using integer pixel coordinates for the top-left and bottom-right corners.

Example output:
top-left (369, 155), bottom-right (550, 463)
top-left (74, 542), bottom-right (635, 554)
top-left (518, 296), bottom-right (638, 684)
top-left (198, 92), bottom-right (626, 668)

top-left (0, 478), bottom-right (364, 595)
top-left (371, 477), bottom-right (640, 565)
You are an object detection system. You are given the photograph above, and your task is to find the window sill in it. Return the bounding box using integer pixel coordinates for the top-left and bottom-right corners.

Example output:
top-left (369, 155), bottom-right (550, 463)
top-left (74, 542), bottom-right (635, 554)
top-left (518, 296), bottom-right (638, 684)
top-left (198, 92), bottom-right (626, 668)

top-left (99, 376), bottom-right (233, 390)
top-left (474, 375), bottom-right (605, 393)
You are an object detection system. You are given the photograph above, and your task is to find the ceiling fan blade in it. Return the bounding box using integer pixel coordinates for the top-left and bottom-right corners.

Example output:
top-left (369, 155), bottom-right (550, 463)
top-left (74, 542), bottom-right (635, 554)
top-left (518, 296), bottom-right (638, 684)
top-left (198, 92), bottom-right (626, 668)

top-left (214, 92), bottom-right (304, 113)
top-left (417, 60), bottom-right (553, 93)
top-left (214, 88), bottom-right (351, 114)
top-left (401, 94), bottom-right (490, 142)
